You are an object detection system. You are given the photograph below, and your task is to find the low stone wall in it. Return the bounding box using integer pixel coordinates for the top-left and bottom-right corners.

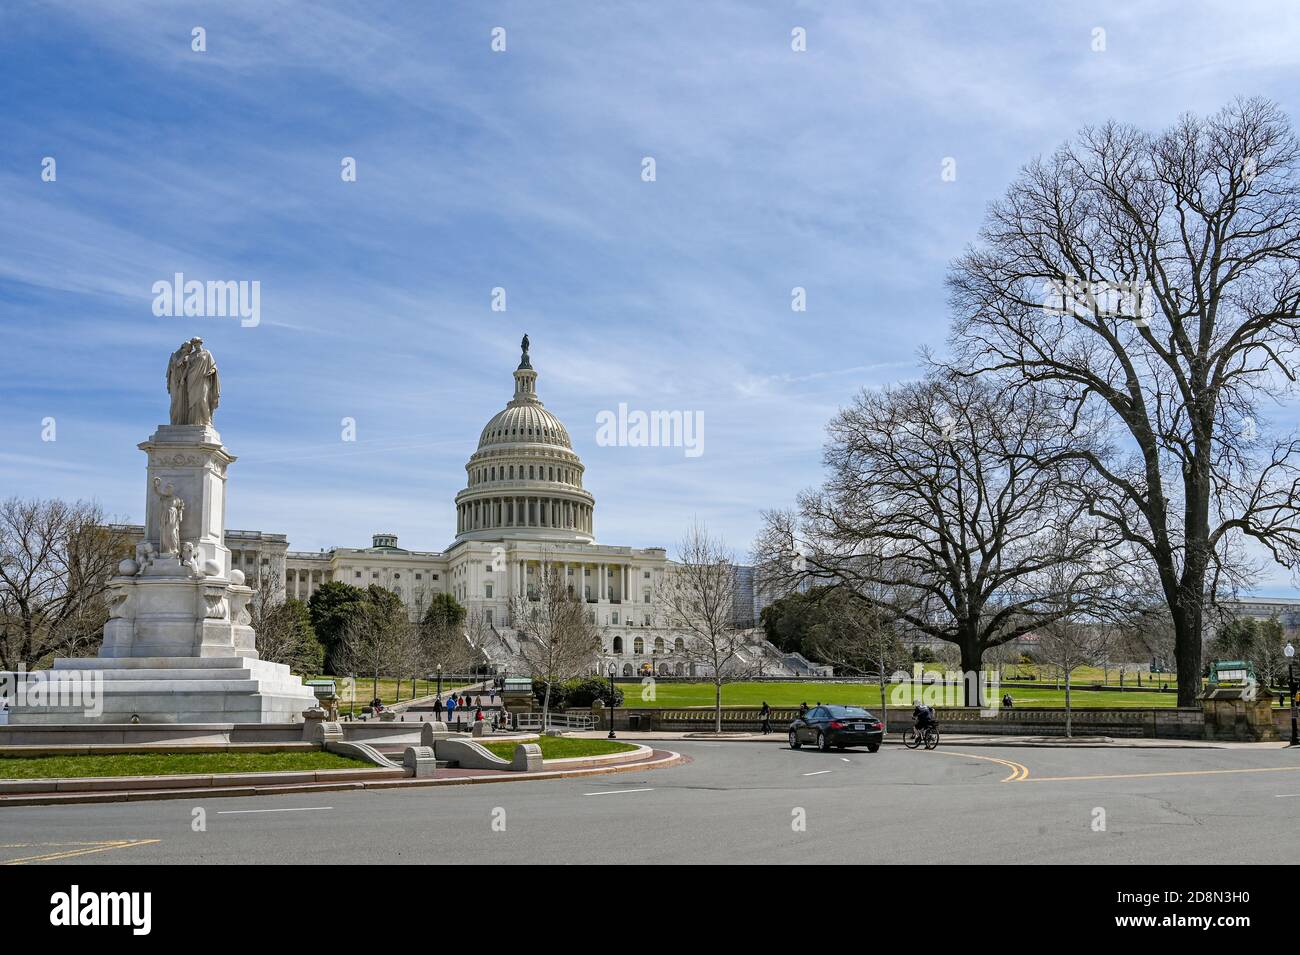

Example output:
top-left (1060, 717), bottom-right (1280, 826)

top-left (600, 705), bottom-right (1209, 739)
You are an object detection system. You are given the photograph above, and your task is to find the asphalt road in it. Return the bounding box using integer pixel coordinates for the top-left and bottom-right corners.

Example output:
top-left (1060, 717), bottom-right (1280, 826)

top-left (2, 741), bottom-right (1298, 864)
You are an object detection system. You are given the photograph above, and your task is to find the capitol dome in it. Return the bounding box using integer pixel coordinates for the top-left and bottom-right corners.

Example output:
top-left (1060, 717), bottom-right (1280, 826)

top-left (454, 335), bottom-right (595, 543)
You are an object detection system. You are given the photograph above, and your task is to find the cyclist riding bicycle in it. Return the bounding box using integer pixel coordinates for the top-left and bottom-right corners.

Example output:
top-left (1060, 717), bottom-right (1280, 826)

top-left (912, 701), bottom-right (936, 733)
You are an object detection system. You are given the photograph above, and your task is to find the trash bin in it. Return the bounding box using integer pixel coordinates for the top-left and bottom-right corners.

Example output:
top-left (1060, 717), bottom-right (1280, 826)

top-left (628, 714), bottom-right (642, 730)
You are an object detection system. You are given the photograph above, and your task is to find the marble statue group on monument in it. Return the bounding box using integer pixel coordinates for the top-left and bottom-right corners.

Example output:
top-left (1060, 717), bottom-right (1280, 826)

top-left (166, 337), bottom-right (220, 428)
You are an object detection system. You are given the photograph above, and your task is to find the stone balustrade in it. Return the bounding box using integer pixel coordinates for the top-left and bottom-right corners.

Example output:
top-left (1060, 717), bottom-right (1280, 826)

top-left (599, 704), bottom-right (1212, 738)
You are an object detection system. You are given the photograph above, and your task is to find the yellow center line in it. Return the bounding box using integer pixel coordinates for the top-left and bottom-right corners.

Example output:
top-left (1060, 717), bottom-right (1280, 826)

top-left (929, 749), bottom-right (1030, 782)
top-left (1026, 766), bottom-right (1300, 783)
top-left (1, 839), bottom-right (160, 866)
top-left (0, 841), bottom-right (130, 848)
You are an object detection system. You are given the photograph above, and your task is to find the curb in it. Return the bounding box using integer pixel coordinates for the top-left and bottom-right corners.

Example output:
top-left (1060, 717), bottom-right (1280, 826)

top-left (0, 748), bottom-right (683, 807)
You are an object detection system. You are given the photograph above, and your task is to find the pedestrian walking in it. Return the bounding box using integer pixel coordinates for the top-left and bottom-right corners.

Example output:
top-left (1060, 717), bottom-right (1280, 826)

top-left (759, 701), bottom-right (772, 735)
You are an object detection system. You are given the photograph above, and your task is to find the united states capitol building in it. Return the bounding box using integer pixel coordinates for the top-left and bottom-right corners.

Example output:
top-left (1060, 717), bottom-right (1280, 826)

top-left (115, 338), bottom-right (817, 678)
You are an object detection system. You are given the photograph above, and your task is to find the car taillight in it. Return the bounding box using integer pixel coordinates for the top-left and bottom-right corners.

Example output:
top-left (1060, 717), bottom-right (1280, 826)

top-left (872, 722), bottom-right (884, 730)
top-left (830, 720), bottom-right (845, 729)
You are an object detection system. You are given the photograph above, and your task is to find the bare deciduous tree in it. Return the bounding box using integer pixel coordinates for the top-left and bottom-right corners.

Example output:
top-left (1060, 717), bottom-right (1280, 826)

top-left (756, 372), bottom-right (1120, 706)
top-left (421, 605), bottom-right (481, 681)
top-left (512, 561), bottom-right (600, 726)
top-left (948, 98), bottom-right (1300, 705)
top-left (1037, 620), bottom-right (1114, 738)
top-left (0, 499), bottom-right (127, 670)
top-left (247, 573), bottom-right (321, 674)
top-left (661, 522), bottom-right (753, 733)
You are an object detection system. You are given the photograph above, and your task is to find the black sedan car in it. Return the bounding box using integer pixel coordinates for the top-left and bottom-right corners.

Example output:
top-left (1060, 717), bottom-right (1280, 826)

top-left (788, 705), bottom-right (884, 752)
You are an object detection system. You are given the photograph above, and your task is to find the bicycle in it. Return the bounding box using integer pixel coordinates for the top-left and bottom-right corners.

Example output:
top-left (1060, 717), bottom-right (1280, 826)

top-left (903, 722), bottom-right (940, 750)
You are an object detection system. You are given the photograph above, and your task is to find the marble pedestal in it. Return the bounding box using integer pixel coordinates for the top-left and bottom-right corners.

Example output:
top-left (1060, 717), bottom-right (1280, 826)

top-left (8, 657), bottom-right (317, 724)
top-left (6, 423), bottom-right (318, 725)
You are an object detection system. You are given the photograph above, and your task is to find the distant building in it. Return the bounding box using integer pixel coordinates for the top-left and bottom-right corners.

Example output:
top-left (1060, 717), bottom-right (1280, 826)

top-left (1217, 595), bottom-right (1300, 640)
top-left (730, 563), bottom-right (757, 629)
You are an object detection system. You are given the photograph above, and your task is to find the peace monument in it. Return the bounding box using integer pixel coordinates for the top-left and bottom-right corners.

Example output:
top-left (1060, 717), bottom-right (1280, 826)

top-left (6, 342), bottom-right (319, 724)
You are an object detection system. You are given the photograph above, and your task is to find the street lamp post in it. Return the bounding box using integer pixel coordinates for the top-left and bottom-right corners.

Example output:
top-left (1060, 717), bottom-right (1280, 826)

top-left (608, 665), bottom-right (617, 739)
top-left (1286, 643), bottom-right (1297, 747)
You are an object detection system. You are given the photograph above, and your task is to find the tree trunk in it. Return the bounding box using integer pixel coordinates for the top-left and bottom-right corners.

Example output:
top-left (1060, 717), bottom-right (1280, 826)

top-left (959, 641), bottom-right (983, 708)
top-left (1064, 669), bottom-right (1072, 738)
top-left (878, 672), bottom-right (888, 730)
top-left (1172, 460), bottom-right (1212, 707)
top-left (714, 680), bottom-right (722, 734)
top-left (1172, 599), bottom-right (1204, 707)
top-left (541, 681), bottom-right (552, 729)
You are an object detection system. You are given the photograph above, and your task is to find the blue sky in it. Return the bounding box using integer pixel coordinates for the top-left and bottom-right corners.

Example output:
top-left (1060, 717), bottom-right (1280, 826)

top-left (2, 1), bottom-right (1299, 590)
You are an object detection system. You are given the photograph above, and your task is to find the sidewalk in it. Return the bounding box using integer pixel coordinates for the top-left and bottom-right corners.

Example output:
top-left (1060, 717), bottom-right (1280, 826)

top-left (570, 729), bottom-right (1292, 749)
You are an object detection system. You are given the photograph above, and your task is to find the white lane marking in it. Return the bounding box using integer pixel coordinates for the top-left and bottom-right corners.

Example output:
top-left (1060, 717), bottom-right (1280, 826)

top-left (1274, 794), bottom-right (1300, 798)
top-left (840, 758), bottom-right (851, 763)
top-left (802, 770), bottom-right (833, 777)
top-left (217, 806), bottom-right (334, 814)
top-left (583, 788), bottom-right (654, 796)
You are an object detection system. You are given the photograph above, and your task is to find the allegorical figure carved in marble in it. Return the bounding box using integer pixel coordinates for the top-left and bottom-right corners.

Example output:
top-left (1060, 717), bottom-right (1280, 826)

top-left (165, 337), bottom-right (221, 426)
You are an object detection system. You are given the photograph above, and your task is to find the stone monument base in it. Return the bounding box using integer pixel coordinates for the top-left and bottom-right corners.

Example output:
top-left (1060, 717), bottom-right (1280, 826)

top-left (5, 656), bottom-right (318, 725)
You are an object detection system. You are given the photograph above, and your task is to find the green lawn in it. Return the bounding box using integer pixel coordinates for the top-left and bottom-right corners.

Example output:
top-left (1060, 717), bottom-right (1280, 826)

top-left (0, 750), bottom-right (371, 780)
top-left (480, 737), bottom-right (638, 761)
top-left (614, 680), bottom-right (1182, 709)
top-left (1002, 664), bottom-right (1178, 687)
